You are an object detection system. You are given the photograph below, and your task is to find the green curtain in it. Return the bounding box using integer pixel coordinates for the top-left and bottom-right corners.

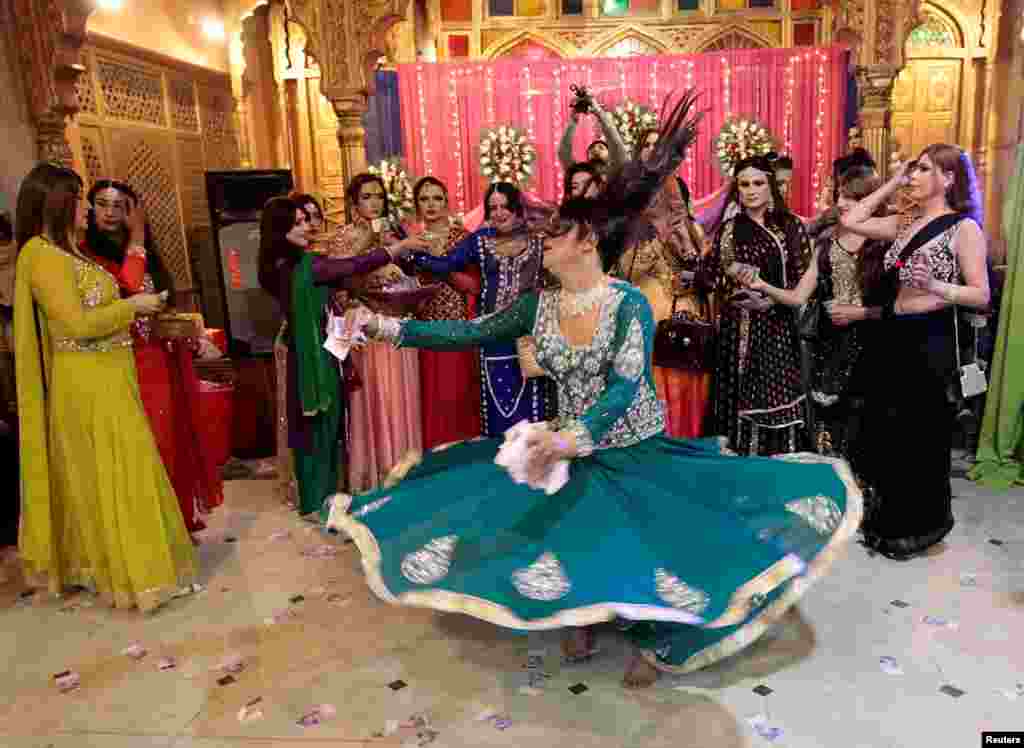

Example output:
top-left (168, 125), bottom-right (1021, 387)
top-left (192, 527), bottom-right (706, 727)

top-left (970, 144), bottom-right (1024, 489)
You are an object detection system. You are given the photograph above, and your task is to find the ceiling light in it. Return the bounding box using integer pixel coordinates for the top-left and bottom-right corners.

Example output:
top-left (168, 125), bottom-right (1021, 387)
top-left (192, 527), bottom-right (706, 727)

top-left (97, 0), bottom-right (124, 10)
top-left (201, 18), bottom-right (226, 42)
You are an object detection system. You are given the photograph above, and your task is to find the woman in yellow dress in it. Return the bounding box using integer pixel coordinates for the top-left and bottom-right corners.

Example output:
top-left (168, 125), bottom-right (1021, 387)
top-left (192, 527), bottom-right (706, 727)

top-left (14, 163), bottom-right (197, 612)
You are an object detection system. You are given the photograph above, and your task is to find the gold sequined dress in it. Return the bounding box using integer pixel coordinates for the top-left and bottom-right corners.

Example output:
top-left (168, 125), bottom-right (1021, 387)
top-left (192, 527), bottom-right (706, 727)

top-left (14, 236), bottom-right (197, 611)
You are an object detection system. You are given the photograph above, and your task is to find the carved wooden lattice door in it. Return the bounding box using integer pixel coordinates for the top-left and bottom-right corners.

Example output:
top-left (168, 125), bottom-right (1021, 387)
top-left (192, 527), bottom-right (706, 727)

top-left (107, 129), bottom-right (192, 289)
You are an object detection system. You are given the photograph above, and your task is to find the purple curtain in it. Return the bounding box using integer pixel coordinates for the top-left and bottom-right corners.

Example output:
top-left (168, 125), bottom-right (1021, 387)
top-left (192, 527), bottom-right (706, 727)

top-left (363, 71), bottom-right (404, 164)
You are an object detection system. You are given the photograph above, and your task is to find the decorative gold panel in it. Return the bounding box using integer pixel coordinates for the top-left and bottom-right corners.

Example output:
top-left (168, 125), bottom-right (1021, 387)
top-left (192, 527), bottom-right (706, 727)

top-left (891, 59), bottom-right (961, 159)
top-left (169, 78), bottom-right (200, 132)
top-left (198, 86), bottom-right (242, 171)
top-left (96, 59), bottom-right (166, 125)
top-left (748, 20), bottom-right (781, 45)
top-left (176, 134), bottom-right (208, 227)
top-left (79, 126), bottom-right (106, 187)
top-left (76, 70), bottom-right (98, 114)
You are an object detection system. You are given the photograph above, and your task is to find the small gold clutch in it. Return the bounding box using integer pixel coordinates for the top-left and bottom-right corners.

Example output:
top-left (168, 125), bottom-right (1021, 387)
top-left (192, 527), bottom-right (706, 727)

top-left (154, 312), bottom-right (204, 339)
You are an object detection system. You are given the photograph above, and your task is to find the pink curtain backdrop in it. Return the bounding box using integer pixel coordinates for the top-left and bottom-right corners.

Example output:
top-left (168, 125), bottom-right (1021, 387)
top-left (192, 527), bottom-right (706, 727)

top-left (396, 46), bottom-right (849, 221)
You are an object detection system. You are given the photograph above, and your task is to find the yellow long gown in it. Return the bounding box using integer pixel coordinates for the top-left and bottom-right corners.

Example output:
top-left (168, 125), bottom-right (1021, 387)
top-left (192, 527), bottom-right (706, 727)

top-left (15, 236), bottom-right (197, 612)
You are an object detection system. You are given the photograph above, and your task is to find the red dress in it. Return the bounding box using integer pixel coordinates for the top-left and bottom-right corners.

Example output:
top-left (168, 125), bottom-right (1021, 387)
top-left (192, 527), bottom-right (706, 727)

top-left (416, 224), bottom-right (482, 449)
top-left (82, 245), bottom-right (223, 532)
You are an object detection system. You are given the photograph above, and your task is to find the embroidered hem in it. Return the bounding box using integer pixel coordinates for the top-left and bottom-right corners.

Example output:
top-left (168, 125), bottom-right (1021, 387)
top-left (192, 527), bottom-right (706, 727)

top-left (639, 454), bottom-right (863, 674)
top-left (324, 455), bottom-right (859, 635)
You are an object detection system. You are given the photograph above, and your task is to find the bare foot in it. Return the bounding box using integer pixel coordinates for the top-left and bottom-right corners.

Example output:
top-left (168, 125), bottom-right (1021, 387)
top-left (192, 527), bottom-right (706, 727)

top-left (622, 654), bottom-right (659, 689)
top-left (561, 627), bottom-right (595, 662)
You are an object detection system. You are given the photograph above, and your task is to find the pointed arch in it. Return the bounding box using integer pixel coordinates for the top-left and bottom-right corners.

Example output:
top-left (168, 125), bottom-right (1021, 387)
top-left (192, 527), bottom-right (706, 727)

top-left (585, 25), bottom-right (670, 57)
top-left (694, 24), bottom-right (774, 53)
top-left (483, 30), bottom-right (571, 60)
top-left (906, 1), bottom-right (967, 52)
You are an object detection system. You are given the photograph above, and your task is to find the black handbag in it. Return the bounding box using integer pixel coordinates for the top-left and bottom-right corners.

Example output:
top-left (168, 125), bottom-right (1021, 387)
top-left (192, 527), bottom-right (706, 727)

top-left (653, 300), bottom-right (716, 371)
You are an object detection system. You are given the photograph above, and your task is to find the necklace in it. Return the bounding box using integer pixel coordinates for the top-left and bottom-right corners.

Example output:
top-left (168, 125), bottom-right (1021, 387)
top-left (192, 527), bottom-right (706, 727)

top-left (559, 279), bottom-right (610, 317)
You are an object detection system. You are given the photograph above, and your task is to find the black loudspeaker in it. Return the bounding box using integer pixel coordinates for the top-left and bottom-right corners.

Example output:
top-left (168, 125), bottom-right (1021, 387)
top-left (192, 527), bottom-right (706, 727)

top-left (200, 170), bottom-right (294, 356)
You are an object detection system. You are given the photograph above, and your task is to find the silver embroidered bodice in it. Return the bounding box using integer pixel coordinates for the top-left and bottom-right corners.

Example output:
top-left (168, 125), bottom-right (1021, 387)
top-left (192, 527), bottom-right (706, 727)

top-left (532, 283), bottom-right (665, 452)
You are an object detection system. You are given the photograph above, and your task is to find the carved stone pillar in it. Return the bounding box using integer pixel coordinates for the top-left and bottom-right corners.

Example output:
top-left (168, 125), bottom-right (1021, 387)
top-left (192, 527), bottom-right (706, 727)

top-left (856, 65), bottom-right (899, 179)
top-left (11, 0), bottom-right (93, 166)
top-left (289, 0), bottom-right (409, 214)
top-left (332, 95), bottom-right (370, 209)
top-left (241, 4), bottom-right (284, 169)
top-left (35, 109), bottom-right (74, 166)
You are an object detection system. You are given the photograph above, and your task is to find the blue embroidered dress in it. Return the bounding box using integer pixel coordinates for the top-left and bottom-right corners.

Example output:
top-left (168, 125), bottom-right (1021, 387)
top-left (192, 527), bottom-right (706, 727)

top-left (329, 282), bottom-right (862, 673)
top-left (409, 227), bottom-right (554, 436)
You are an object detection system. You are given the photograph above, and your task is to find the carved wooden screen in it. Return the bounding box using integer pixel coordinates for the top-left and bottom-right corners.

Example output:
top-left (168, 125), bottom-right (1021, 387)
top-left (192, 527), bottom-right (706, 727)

top-left (71, 38), bottom-right (242, 292)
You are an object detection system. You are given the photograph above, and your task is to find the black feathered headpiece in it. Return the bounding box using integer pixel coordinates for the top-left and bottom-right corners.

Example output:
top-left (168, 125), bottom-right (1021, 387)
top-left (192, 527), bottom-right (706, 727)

top-left (595, 89), bottom-right (703, 270)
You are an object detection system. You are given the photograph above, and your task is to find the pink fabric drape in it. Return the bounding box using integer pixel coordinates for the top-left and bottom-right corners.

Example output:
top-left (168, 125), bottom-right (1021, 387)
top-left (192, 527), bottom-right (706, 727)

top-left (397, 47), bottom-right (848, 221)
top-left (347, 344), bottom-right (422, 493)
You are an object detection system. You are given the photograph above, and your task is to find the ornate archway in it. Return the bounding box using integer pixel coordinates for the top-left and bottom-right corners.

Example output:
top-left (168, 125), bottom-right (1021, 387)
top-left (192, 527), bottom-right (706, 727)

top-left (484, 30), bottom-right (572, 59)
top-left (588, 26), bottom-right (669, 57)
top-left (891, 3), bottom-right (968, 160)
top-left (695, 25), bottom-right (773, 53)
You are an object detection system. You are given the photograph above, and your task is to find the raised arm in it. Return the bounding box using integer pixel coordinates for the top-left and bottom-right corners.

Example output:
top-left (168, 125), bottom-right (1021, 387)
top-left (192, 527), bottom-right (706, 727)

top-left (370, 291), bottom-right (537, 351)
top-left (563, 292), bottom-right (656, 455)
top-left (590, 99), bottom-right (628, 172)
top-left (25, 240), bottom-right (136, 339)
top-left (558, 117), bottom-right (580, 172)
top-left (839, 168), bottom-right (908, 241)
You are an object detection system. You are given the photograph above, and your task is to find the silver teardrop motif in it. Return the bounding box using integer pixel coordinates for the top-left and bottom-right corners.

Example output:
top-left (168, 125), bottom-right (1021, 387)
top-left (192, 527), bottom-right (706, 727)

top-left (400, 535), bottom-right (458, 585)
top-left (511, 552), bottom-right (571, 601)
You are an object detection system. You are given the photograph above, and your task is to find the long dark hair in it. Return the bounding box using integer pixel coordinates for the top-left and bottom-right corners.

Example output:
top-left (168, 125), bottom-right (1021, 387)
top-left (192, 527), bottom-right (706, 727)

top-left (257, 196), bottom-right (303, 298)
top-left (15, 163), bottom-right (83, 254)
top-left (836, 170), bottom-right (888, 301)
top-left (596, 90), bottom-right (703, 271)
top-left (346, 173), bottom-right (390, 221)
top-left (483, 182), bottom-right (524, 220)
top-left (85, 180), bottom-right (173, 293)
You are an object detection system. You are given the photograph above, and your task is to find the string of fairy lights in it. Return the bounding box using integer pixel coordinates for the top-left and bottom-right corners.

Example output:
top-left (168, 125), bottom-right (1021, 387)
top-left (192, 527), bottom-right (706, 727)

top-left (447, 67), bottom-right (466, 216)
top-left (407, 49), bottom-right (835, 214)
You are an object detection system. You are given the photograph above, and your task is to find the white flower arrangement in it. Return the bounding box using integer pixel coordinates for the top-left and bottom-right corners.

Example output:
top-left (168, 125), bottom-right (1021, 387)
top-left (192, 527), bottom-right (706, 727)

top-left (367, 157), bottom-right (415, 219)
top-left (478, 125), bottom-right (536, 186)
top-left (610, 99), bottom-right (659, 154)
top-left (713, 117), bottom-right (776, 177)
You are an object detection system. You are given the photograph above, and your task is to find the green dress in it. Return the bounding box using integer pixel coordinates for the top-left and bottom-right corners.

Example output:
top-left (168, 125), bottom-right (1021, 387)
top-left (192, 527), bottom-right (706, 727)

top-left (329, 282), bottom-right (862, 673)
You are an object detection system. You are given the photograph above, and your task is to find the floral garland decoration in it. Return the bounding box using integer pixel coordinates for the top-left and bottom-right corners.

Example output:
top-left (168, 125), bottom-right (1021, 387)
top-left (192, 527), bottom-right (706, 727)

top-left (479, 126), bottom-right (536, 186)
top-left (713, 117), bottom-right (776, 177)
top-left (611, 99), bottom-right (659, 155)
top-left (367, 157), bottom-right (415, 219)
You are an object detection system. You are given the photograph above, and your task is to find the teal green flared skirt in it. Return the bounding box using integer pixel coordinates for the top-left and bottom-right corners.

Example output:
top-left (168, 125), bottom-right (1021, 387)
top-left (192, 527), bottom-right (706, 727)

top-left (328, 435), bottom-right (861, 673)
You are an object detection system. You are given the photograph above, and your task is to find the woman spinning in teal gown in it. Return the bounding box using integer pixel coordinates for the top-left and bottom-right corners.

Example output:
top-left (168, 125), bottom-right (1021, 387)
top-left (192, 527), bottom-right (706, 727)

top-left (330, 92), bottom-right (862, 687)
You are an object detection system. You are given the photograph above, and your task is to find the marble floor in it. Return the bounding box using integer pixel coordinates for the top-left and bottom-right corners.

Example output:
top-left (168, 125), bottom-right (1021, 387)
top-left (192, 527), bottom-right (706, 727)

top-left (1, 459), bottom-right (1022, 748)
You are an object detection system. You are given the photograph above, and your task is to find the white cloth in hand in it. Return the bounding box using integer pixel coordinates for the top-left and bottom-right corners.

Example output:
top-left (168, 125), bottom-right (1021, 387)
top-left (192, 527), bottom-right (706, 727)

top-left (494, 420), bottom-right (570, 495)
top-left (323, 307), bottom-right (371, 361)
